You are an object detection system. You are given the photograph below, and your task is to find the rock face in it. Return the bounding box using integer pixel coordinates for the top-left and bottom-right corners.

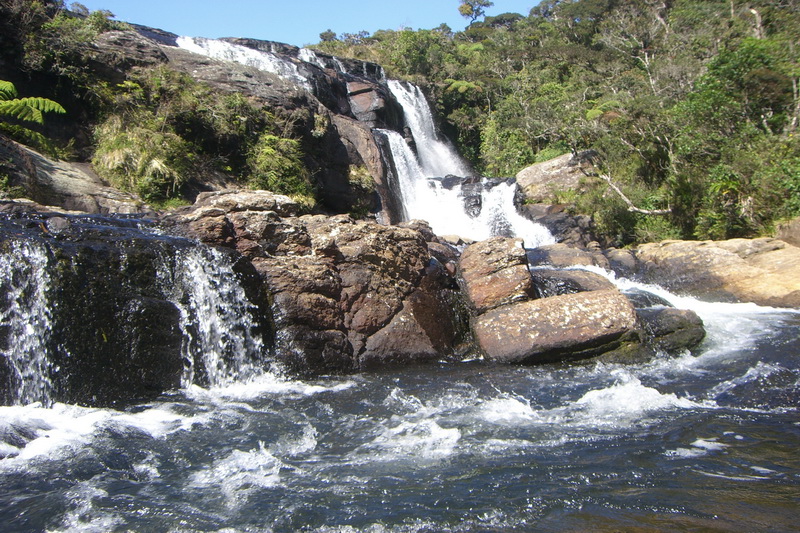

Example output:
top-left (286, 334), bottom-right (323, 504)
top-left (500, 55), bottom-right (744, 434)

top-left (635, 238), bottom-right (800, 308)
top-left (0, 137), bottom-right (145, 215)
top-left (170, 190), bottom-right (468, 371)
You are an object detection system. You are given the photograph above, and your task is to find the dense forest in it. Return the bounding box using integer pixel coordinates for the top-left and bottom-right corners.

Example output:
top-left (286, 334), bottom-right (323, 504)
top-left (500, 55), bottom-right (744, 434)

top-left (1, 0), bottom-right (799, 246)
top-left (314, 0), bottom-right (800, 244)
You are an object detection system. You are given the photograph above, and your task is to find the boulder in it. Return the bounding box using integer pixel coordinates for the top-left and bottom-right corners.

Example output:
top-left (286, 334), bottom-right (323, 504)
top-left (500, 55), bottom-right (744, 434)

top-left (776, 217), bottom-right (800, 248)
top-left (515, 151), bottom-right (597, 204)
top-left (473, 289), bottom-right (639, 364)
top-left (529, 267), bottom-right (616, 297)
top-left (457, 237), bottom-right (536, 314)
top-left (637, 307), bottom-right (705, 354)
top-left (635, 238), bottom-right (800, 307)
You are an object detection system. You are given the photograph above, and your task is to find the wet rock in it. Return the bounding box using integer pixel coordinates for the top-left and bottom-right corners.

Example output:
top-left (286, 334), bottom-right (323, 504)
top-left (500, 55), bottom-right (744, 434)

top-left (604, 248), bottom-right (638, 278)
top-left (637, 307), bottom-right (705, 354)
top-left (518, 203), bottom-right (596, 248)
top-left (473, 289), bottom-right (639, 364)
top-left (527, 242), bottom-right (610, 270)
top-left (529, 267), bottom-right (616, 297)
top-left (457, 237), bottom-right (535, 314)
top-left (635, 238), bottom-right (800, 307)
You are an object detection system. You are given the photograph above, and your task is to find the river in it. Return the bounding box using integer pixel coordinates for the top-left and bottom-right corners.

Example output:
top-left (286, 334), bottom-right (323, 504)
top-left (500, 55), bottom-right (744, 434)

top-left (1, 275), bottom-right (798, 532)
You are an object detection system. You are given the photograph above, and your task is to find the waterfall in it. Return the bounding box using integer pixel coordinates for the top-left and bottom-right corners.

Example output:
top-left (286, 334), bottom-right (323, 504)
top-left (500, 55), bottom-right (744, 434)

top-left (387, 80), bottom-right (470, 177)
top-left (171, 247), bottom-right (264, 388)
top-left (0, 241), bottom-right (55, 405)
top-left (0, 224), bottom-right (266, 405)
top-left (382, 82), bottom-right (555, 248)
top-left (176, 36), bottom-right (312, 91)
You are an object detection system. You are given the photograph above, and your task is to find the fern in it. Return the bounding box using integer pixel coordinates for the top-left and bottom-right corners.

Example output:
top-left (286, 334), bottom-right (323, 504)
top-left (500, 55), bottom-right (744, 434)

top-left (0, 81), bottom-right (65, 125)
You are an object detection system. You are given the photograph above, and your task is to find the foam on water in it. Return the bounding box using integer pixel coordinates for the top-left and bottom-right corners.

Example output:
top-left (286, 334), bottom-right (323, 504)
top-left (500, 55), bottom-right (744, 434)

top-left (0, 402), bottom-right (204, 465)
top-left (189, 441), bottom-right (287, 505)
top-left (360, 419), bottom-right (461, 463)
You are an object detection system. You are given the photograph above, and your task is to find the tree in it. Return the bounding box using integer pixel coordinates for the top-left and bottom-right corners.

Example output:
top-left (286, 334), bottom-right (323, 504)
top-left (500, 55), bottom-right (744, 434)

top-left (319, 29), bottom-right (337, 42)
top-left (459, 0), bottom-right (494, 24)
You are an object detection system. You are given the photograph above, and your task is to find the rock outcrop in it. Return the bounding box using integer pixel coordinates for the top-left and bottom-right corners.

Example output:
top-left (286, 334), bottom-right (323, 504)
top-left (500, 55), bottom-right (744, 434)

top-left (515, 151), bottom-right (597, 204)
top-left (168, 190), bottom-right (468, 372)
top-left (0, 137), bottom-right (145, 215)
top-left (635, 238), bottom-right (800, 308)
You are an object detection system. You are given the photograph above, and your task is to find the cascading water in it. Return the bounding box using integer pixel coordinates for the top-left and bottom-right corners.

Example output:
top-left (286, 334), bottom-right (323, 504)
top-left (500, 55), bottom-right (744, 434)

top-left (171, 247), bottom-right (263, 387)
top-left (176, 36), bottom-right (312, 91)
top-left (387, 80), bottom-right (469, 178)
top-left (383, 80), bottom-right (555, 247)
top-left (0, 241), bottom-right (55, 405)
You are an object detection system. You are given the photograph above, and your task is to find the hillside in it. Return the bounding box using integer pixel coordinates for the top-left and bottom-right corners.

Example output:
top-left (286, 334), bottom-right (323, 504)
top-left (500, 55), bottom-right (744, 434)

top-left (1, 0), bottom-right (799, 246)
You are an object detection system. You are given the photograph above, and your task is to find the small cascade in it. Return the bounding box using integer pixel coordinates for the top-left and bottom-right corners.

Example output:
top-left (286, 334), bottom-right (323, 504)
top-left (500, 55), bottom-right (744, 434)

top-left (0, 241), bottom-right (55, 405)
top-left (0, 217), bottom-right (268, 406)
top-left (377, 129), bottom-right (554, 246)
top-left (378, 81), bottom-right (555, 247)
top-left (176, 36), bottom-right (312, 91)
top-left (170, 247), bottom-right (264, 388)
top-left (298, 48), bottom-right (328, 70)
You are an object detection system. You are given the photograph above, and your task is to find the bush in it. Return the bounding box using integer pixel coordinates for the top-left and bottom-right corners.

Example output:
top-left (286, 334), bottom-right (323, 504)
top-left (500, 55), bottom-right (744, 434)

top-left (247, 133), bottom-right (315, 206)
top-left (92, 113), bottom-right (196, 202)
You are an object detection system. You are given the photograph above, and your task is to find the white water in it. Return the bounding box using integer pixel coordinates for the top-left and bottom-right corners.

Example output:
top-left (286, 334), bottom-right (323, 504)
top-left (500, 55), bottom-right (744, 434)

top-left (176, 36), bottom-right (312, 91)
top-left (378, 128), bottom-right (555, 247)
top-left (169, 247), bottom-right (264, 388)
top-left (387, 80), bottom-right (469, 178)
top-left (0, 241), bottom-right (54, 405)
top-left (383, 81), bottom-right (555, 247)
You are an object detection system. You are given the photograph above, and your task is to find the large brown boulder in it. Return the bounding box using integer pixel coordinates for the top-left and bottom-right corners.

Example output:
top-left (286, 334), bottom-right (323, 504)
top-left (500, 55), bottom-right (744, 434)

top-left (635, 238), bottom-right (800, 308)
top-left (457, 237), bottom-right (536, 314)
top-left (473, 289), bottom-right (639, 364)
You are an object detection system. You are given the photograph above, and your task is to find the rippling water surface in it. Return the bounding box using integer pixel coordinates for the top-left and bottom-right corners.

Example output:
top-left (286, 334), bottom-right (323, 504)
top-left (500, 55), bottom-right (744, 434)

top-left (1, 290), bottom-right (799, 532)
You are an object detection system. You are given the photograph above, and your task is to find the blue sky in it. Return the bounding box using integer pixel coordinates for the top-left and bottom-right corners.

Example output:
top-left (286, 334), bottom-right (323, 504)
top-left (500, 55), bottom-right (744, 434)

top-left (74, 1), bottom-right (540, 47)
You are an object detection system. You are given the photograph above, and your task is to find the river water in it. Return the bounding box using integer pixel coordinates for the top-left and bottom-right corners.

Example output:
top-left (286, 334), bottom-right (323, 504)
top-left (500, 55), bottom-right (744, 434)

top-left (1, 274), bottom-right (798, 532)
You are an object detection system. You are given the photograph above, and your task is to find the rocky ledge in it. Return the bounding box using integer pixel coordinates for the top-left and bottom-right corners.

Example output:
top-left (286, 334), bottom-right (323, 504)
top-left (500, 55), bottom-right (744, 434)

top-left (634, 238), bottom-right (800, 308)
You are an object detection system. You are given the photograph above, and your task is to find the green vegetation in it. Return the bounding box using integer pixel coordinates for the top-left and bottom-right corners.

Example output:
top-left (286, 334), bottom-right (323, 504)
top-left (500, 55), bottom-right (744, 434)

top-left (0, 79), bottom-right (65, 153)
top-left (0, 1), bottom-right (317, 208)
top-left (313, 0), bottom-right (800, 245)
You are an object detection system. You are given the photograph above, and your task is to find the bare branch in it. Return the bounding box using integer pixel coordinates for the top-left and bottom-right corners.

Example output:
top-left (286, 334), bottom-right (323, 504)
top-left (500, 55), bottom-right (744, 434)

top-left (596, 173), bottom-right (672, 215)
